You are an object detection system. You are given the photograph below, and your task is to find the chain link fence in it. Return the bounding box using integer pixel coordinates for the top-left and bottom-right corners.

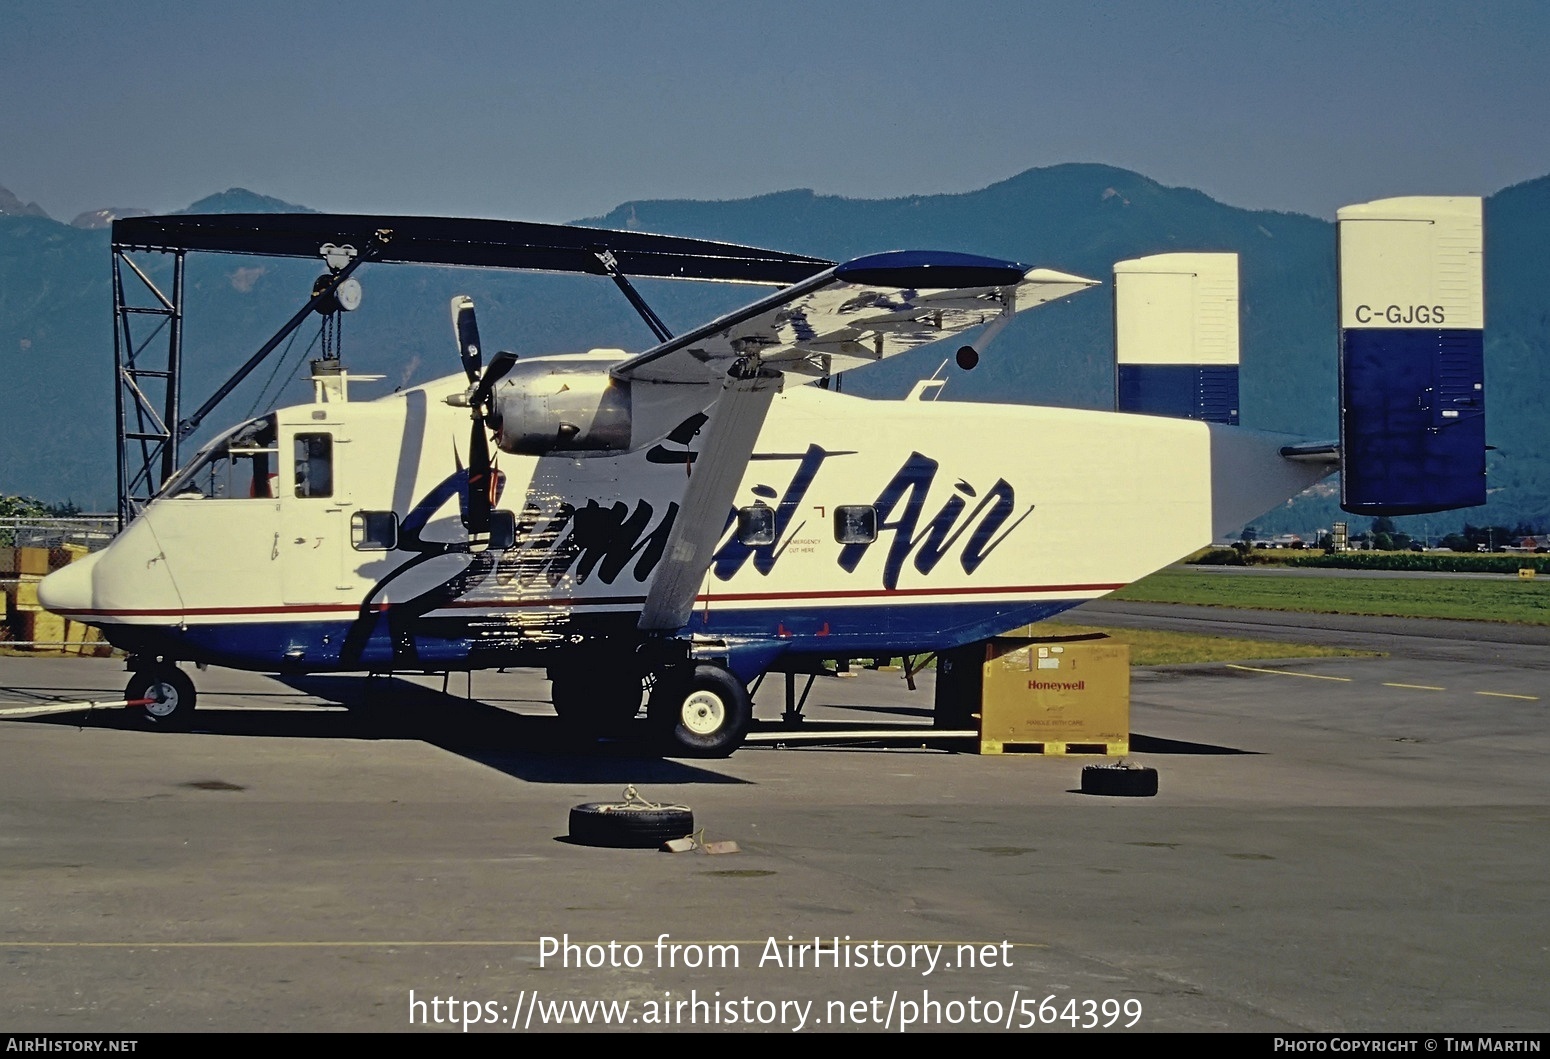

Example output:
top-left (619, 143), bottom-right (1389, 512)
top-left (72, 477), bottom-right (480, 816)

top-left (1, 516), bottom-right (118, 653)
top-left (0, 516), bottom-right (118, 551)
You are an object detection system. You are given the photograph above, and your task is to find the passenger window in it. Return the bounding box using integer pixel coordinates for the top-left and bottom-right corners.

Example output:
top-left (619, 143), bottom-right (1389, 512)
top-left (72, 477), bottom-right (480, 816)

top-left (737, 503), bottom-right (776, 546)
top-left (294, 433), bottom-right (333, 498)
top-left (488, 510), bottom-right (516, 551)
top-left (834, 505), bottom-right (877, 544)
top-left (351, 511), bottom-right (398, 551)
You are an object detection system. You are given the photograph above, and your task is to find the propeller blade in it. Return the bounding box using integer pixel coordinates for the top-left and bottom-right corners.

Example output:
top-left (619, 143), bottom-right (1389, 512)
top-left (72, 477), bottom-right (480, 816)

top-left (451, 292), bottom-right (514, 541)
top-left (463, 351), bottom-right (516, 538)
top-left (472, 350), bottom-right (519, 411)
top-left (452, 295), bottom-right (482, 384)
top-left (465, 414), bottom-right (493, 536)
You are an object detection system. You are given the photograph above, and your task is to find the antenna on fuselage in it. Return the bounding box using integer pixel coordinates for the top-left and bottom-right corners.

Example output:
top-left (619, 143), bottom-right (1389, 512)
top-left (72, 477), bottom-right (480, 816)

top-left (906, 356), bottom-right (954, 402)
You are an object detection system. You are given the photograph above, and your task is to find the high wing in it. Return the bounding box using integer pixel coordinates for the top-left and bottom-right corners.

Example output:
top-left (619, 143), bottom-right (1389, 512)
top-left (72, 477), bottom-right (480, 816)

top-left (625, 250), bottom-right (1097, 633)
top-left (612, 250), bottom-right (1096, 385)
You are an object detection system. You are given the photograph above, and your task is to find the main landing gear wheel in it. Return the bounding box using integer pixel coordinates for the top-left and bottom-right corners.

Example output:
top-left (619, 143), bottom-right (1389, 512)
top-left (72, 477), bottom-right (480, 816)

top-left (649, 664), bottom-right (752, 758)
top-left (125, 664), bottom-right (197, 730)
top-left (550, 668), bottom-right (645, 738)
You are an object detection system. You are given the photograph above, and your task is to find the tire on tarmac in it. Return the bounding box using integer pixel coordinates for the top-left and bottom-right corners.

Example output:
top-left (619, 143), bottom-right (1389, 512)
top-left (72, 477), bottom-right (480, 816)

top-left (567, 802), bottom-right (695, 849)
top-left (125, 665), bottom-right (197, 731)
top-left (648, 664), bottom-right (752, 758)
top-left (1080, 764), bottom-right (1158, 797)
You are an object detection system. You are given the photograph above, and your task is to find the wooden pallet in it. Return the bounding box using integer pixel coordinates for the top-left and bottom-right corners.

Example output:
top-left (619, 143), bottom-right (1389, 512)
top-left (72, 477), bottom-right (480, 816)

top-left (979, 739), bottom-right (1129, 757)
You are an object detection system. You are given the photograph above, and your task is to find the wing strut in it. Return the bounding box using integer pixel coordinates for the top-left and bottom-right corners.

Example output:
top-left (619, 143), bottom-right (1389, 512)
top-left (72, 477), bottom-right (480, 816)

top-left (618, 250), bottom-right (1098, 633)
top-left (594, 250), bottom-right (675, 343)
top-left (638, 366), bottom-right (782, 632)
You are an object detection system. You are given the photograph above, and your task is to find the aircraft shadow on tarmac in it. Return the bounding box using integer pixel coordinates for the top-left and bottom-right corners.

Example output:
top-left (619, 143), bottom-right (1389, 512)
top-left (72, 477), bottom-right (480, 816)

top-left (20, 674), bottom-right (750, 786)
top-left (813, 702), bottom-right (935, 720)
top-left (1128, 734), bottom-right (1259, 755)
top-left (10, 676), bottom-right (1258, 776)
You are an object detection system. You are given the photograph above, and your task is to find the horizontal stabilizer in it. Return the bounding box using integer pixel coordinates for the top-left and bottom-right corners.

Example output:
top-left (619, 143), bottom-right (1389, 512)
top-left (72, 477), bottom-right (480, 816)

top-left (1338, 197), bottom-right (1485, 515)
top-left (1279, 441), bottom-right (1340, 465)
top-left (1113, 253), bottom-right (1239, 424)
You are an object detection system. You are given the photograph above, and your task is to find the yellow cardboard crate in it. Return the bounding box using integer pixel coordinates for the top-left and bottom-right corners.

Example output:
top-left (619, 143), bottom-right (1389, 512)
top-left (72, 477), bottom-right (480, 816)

top-left (63, 620), bottom-right (110, 656)
top-left (17, 547), bottom-right (50, 576)
top-left (25, 610), bottom-right (66, 651)
top-left (13, 575), bottom-right (42, 612)
top-left (979, 639), bottom-right (1130, 755)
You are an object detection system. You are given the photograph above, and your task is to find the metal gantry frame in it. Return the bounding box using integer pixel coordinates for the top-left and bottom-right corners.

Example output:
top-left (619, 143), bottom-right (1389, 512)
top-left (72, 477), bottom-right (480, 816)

top-left (110, 243), bottom-right (374, 528)
top-left (111, 236), bottom-right (379, 529)
top-left (112, 247), bottom-right (185, 527)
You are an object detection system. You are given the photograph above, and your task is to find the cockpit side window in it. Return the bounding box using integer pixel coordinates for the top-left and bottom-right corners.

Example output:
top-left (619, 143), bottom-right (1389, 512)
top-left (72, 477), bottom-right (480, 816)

top-left (235, 417), bottom-right (278, 499)
top-left (161, 415), bottom-right (278, 500)
top-left (293, 433), bottom-right (334, 499)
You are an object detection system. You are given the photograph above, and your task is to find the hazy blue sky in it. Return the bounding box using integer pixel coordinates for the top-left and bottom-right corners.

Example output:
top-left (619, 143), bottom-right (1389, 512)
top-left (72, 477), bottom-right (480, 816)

top-left (3, 0), bottom-right (1547, 222)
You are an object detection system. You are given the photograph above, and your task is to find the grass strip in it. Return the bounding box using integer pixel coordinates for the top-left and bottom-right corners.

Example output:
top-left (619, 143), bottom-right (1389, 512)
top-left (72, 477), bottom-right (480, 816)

top-left (1035, 622), bottom-right (1378, 666)
top-left (1112, 569), bottom-right (1550, 625)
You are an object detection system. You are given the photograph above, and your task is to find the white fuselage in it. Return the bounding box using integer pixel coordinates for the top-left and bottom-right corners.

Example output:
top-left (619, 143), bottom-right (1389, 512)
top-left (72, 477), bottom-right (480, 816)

top-left (41, 365), bottom-right (1329, 675)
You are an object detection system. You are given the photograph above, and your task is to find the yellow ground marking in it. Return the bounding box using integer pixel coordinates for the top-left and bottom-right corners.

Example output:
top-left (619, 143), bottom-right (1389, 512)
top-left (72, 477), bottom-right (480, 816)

top-left (1228, 664), bottom-right (1535, 701)
top-left (1225, 664), bottom-right (1351, 682)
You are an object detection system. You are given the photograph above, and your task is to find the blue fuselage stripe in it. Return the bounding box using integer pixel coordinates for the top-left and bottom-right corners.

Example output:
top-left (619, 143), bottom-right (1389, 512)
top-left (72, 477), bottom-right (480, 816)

top-left (100, 598), bottom-right (1089, 674)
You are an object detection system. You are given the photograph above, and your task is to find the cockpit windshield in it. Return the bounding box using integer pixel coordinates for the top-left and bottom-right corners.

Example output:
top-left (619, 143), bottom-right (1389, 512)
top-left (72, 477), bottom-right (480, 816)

top-left (158, 415), bottom-right (279, 500)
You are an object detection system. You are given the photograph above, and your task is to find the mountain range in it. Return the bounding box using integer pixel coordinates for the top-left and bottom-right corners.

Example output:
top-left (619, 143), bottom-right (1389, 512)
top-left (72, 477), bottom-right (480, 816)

top-left (1, 165), bottom-right (1544, 535)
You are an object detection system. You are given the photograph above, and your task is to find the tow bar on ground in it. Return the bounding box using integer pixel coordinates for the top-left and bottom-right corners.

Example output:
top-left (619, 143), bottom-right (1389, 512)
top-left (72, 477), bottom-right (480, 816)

top-left (0, 697), bottom-right (153, 719)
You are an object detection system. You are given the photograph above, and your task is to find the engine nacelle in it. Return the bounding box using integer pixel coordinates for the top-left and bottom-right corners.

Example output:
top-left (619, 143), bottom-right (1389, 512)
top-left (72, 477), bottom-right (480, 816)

top-left (489, 359), bottom-right (633, 456)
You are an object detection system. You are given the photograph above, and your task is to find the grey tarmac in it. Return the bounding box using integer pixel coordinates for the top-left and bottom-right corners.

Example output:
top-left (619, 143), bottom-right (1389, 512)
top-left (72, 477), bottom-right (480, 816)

top-left (0, 606), bottom-right (1544, 1033)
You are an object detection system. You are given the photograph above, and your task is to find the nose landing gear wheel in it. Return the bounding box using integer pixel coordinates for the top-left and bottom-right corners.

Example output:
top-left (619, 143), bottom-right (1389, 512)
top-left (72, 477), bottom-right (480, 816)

top-left (125, 665), bottom-right (197, 730)
top-left (650, 664), bottom-right (751, 758)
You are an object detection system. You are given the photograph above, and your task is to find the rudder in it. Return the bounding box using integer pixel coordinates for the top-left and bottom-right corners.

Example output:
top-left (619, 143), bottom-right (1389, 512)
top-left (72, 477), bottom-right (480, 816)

top-left (1338, 196), bottom-right (1485, 515)
top-left (1113, 252), bottom-right (1240, 424)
